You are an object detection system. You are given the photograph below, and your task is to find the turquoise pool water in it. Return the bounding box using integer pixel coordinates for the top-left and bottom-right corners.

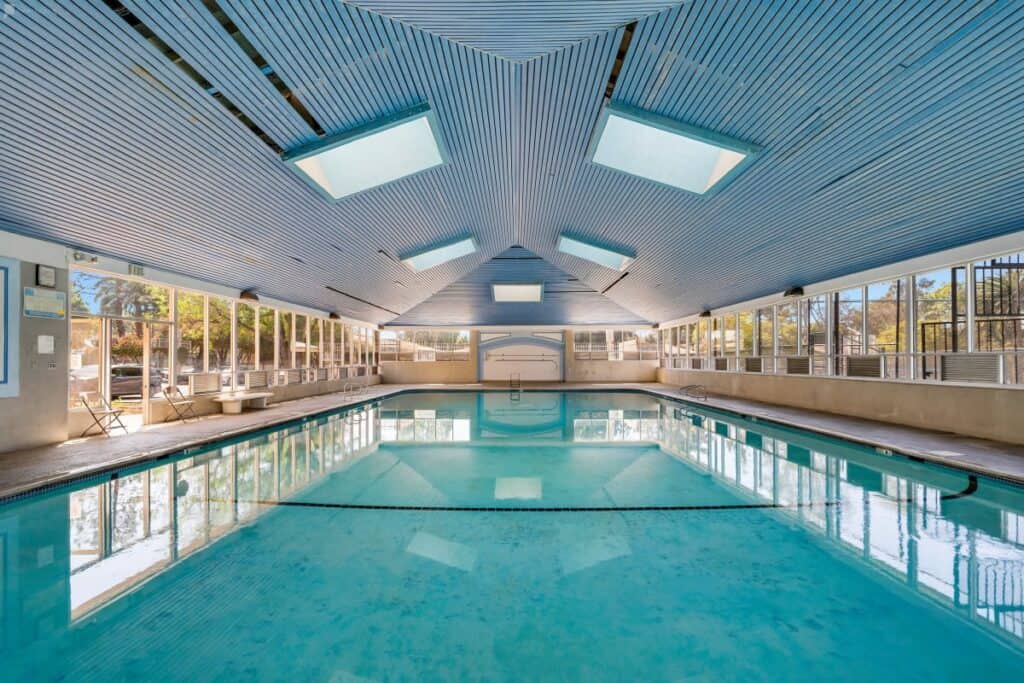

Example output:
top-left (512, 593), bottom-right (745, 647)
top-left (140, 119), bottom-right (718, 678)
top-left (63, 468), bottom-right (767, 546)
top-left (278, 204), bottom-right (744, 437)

top-left (3, 390), bottom-right (1023, 681)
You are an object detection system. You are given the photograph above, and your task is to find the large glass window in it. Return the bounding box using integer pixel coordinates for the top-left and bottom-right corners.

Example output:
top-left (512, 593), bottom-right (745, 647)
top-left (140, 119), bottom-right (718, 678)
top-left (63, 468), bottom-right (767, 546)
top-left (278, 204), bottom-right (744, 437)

top-left (836, 288), bottom-right (864, 356)
top-left (738, 312), bottom-right (754, 357)
top-left (71, 272), bottom-right (169, 320)
top-left (69, 317), bottom-right (102, 408)
top-left (175, 292), bottom-right (205, 387)
top-left (235, 302), bottom-right (256, 384)
top-left (866, 280), bottom-right (907, 354)
top-left (775, 303), bottom-right (798, 356)
top-left (722, 314), bottom-right (737, 356)
top-left (801, 295), bottom-right (828, 356)
top-left (756, 307), bottom-right (773, 356)
top-left (294, 314), bottom-right (308, 368)
top-left (259, 307), bottom-right (275, 370)
top-left (309, 319), bottom-right (321, 367)
top-left (915, 268), bottom-right (965, 354)
top-left (278, 312), bottom-right (293, 369)
top-left (208, 297), bottom-right (232, 388)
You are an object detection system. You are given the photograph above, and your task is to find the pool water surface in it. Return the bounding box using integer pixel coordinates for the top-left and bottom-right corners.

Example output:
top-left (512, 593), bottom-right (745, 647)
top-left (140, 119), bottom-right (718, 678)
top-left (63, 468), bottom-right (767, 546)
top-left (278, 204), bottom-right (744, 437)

top-left (2, 391), bottom-right (1023, 681)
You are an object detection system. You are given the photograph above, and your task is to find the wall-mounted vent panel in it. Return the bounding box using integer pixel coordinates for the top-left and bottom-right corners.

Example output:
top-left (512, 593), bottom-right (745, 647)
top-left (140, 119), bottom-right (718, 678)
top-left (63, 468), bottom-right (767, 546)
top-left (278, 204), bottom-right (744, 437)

top-left (939, 354), bottom-right (1003, 383)
top-left (714, 357), bottom-right (728, 371)
top-left (846, 356), bottom-right (883, 378)
top-left (785, 357), bottom-right (811, 375)
top-left (744, 357), bottom-right (763, 373)
top-left (690, 358), bottom-right (704, 370)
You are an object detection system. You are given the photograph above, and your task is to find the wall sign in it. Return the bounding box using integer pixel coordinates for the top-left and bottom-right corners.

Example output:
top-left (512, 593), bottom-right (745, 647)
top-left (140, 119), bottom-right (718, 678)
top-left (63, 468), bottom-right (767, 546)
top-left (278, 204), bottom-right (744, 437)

top-left (24, 286), bottom-right (66, 319)
top-left (35, 264), bottom-right (57, 288)
top-left (0, 256), bottom-right (20, 397)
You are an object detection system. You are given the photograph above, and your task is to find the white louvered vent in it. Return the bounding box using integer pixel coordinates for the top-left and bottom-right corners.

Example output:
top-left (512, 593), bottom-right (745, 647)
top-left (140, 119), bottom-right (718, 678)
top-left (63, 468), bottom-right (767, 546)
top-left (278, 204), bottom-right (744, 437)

top-left (846, 356), bottom-right (882, 378)
top-left (939, 354), bottom-right (1003, 383)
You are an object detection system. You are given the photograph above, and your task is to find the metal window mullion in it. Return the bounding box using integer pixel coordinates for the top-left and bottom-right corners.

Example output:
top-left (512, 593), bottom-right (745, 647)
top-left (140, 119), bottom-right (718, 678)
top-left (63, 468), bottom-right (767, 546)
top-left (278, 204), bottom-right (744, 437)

top-left (203, 295), bottom-right (209, 374)
top-left (861, 285), bottom-right (869, 355)
top-left (967, 262), bottom-right (977, 352)
top-left (253, 304), bottom-right (260, 374)
top-left (230, 300), bottom-right (237, 390)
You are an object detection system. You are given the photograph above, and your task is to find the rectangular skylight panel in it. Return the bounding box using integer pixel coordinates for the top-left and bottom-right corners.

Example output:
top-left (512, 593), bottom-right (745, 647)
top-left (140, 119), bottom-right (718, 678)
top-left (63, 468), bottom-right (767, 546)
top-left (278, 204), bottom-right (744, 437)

top-left (589, 104), bottom-right (757, 195)
top-left (492, 283), bottom-right (543, 302)
top-left (557, 234), bottom-right (634, 270)
top-left (284, 105), bottom-right (446, 200)
top-left (401, 237), bottom-right (477, 272)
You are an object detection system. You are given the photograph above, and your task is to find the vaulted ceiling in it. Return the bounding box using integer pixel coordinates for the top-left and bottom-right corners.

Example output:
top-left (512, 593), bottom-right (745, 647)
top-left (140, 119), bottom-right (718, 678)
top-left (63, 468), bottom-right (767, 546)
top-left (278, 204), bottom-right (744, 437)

top-left (0, 0), bottom-right (1022, 326)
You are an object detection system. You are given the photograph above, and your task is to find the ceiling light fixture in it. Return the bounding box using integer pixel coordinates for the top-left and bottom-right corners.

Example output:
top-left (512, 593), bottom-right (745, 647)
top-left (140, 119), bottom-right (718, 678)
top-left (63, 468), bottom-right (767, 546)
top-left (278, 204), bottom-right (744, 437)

top-left (492, 283), bottom-right (544, 303)
top-left (557, 233), bottom-right (634, 271)
top-left (588, 102), bottom-right (760, 195)
top-left (282, 103), bottom-right (447, 200)
top-left (400, 236), bottom-right (477, 272)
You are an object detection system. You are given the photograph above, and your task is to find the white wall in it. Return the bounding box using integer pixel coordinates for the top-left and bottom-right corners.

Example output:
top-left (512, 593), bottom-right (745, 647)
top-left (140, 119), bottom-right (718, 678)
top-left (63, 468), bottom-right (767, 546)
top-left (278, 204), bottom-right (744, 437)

top-left (481, 342), bottom-right (562, 382)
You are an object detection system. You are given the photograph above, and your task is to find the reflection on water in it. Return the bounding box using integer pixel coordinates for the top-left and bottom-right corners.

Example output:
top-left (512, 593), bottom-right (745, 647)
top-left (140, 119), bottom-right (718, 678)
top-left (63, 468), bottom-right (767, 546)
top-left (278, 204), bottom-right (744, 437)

top-left (1, 391), bottom-right (1023, 674)
top-left (67, 404), bottom-right (378, 618)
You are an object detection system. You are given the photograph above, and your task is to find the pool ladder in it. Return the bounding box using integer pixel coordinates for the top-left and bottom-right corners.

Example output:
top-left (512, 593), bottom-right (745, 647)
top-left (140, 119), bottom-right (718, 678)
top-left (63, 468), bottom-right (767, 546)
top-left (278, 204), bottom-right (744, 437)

top-left (509, 372), bottom-right (521, 401)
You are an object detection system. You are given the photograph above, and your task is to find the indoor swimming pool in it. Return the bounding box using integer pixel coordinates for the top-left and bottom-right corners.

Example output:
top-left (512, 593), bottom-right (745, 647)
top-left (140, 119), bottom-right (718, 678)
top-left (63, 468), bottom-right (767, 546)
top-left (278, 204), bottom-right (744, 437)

top-left (3, 391), bottom-right (1023, 681)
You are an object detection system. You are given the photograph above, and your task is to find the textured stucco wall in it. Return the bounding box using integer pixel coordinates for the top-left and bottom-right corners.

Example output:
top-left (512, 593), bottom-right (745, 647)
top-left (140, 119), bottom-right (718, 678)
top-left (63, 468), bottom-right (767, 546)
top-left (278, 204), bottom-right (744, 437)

top-left (658, 367), bottom-right (1024, 445)
top-left (0, 263), bottom-right (69, 453)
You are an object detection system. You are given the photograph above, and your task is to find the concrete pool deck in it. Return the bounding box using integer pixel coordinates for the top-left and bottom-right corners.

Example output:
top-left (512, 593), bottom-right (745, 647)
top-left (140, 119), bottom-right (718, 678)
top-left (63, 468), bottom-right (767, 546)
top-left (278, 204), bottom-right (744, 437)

top-left (1, 382), bottom-right (1023, 499)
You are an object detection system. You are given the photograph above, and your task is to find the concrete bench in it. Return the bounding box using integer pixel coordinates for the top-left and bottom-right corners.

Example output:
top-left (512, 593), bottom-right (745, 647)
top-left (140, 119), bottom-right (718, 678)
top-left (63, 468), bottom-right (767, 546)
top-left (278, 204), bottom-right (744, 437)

top-left (211, 391), bottom-right (273, 414)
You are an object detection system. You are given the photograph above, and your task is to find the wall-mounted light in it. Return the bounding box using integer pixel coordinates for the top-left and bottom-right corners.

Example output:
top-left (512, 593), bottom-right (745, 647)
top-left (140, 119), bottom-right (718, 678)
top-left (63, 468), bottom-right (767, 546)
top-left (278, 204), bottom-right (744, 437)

top-left (698, 310), bottom-right (712, 318)
top-left (72, 251), bottom-right (99, 264)
top-left (329, 312), bottom-right (341, 320)
top-left (783, 286), bottom-right (804, 297)
top-left (239, 288), bottom-right (260, 302)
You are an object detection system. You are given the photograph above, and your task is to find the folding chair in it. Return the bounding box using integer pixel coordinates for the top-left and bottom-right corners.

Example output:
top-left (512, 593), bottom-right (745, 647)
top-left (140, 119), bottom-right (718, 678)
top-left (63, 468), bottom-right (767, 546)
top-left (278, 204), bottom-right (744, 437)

top-left (163, 384), bottom-right (198, 423)
top-left (80, 392), bottom-right (129, 437)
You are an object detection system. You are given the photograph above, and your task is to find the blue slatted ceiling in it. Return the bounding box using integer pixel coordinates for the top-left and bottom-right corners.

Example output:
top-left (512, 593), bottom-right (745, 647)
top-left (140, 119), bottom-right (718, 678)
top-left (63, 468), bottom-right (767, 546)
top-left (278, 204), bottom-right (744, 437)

top-left (0, 0), bottom-right (1022, 326)
top-left (122, 0), bottom-right (318, 149)
top-left (391, 247), bottom-right (649, 326)
top-left (344, 0), bottom-right (682, 61)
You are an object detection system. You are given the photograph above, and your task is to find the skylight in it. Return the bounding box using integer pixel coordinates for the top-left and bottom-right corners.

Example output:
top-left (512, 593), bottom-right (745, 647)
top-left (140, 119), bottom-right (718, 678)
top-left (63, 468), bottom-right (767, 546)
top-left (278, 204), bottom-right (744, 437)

top-left (401, 236), bottom-right (477, 272)
top-left (492, 283), bottom-right (543, 303)
top-left (588, 102), bottom-right (759, 195)
top-left (557, 234), bottom-right (634, 270)
top-left (282, 104), bottom-right (447, 200)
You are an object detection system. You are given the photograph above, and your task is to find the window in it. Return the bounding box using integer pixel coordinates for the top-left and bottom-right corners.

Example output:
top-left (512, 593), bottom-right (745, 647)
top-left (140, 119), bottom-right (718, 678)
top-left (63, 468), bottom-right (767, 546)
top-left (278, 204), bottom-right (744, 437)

top-left (756, 307), bottom-right (773, 356)
top-left (294, 314), bottom-right (308, 367)
top-left (235, 302), bottom-right (256, 384)
top-left (71, 271), bottom-right (170, 320)
top-left (836, 288), bottom-right (864, 356)
top-left (69, 317), bottom-right (102, 408)
top-left (208, 297), bottom-right (232, 388)
top-left (333, 322), bottom-right (345, 366)
top-left (381, 330), bottom-right (469, 362)
top-left (866, 280), bottom-right (907, 354)
top-left (738, 312), bottom-right (754, 357)
top-left (776, 303), bottom-right (798, 356)
top-left (278, 312), bottom-right (293, 369)
top-left (175, 292), bottom-right (204, 387)
top-left (722, 314), bottom-right (737, 356)
top-left (915, 268), bottom-right (966, 353)
top-left (259, 307), bottom-right (275, 370)
top-left (801, 296), bottom-right (828, 356)
top-left (309, 318), bottom-right (321, 367)
top-left (638, 330), bottom-right (658, 360)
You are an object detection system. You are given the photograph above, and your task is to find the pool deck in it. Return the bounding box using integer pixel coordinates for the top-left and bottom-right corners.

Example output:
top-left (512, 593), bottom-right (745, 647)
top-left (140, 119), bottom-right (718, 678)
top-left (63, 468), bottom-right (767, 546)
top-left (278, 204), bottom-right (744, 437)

top-left (1, 382), bottom-right (1023, 499)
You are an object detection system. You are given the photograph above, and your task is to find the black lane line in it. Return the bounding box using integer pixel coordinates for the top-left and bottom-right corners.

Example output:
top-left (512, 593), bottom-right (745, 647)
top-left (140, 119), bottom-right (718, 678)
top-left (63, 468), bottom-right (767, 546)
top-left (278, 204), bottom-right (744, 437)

top-left (940, 475), bottom-right (978, 501)
top-left (247, 499), bottom-right (841, 513)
